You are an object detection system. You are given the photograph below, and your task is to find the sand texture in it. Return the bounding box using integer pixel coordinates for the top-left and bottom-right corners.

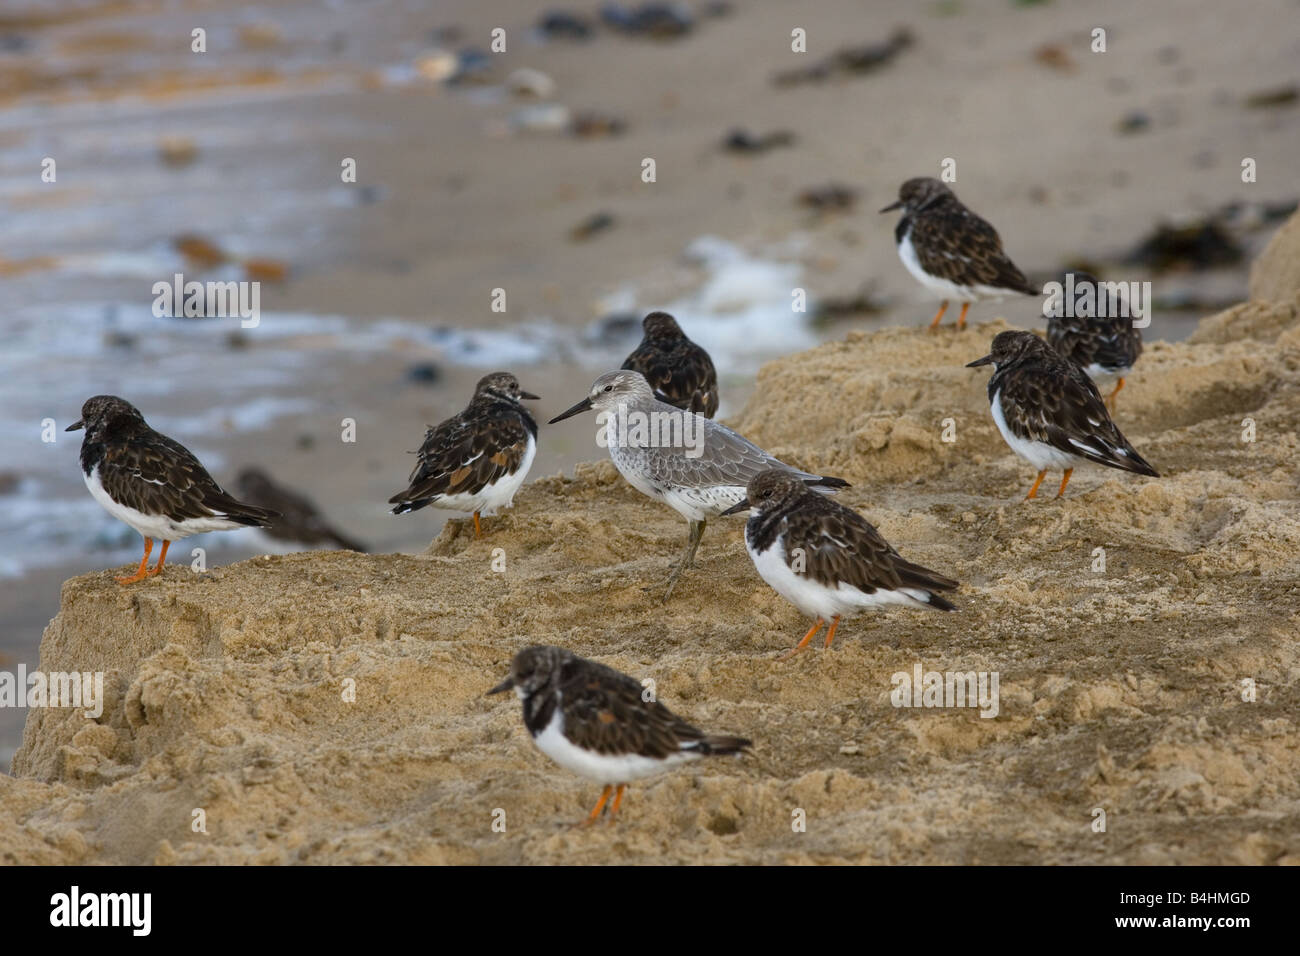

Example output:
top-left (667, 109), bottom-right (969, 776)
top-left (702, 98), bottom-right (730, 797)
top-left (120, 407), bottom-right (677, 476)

top-left (5, 0), bottom-right (1300, 774)
top-left (4, 214), bottom-right (1300, 865)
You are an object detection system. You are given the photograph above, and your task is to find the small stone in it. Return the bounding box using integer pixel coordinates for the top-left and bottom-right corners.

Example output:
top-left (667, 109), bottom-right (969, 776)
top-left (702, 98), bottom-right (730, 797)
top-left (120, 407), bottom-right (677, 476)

top-left (570, 211), bottom-right (615, 241)
top-left (510, 103), bottom-right (572, 134)
top-left (174, 235), bottom-right (228, 268)
top-left (239, 23), bottom-right (282, 48)
top-left (537, 11), bottom-right (593, 41)
top-left (506, 67), bottom-right (556, 99)
top-left (1116, 111), bottom-right (1150, 134)
top-left (406, 362), bottom-right (442, 385)
top-left (414, 49), bottom-right (458, 83)
top-left (158, 136), bottom-right (198, 167)
top-left (244, 258), bottom-right (290, 282)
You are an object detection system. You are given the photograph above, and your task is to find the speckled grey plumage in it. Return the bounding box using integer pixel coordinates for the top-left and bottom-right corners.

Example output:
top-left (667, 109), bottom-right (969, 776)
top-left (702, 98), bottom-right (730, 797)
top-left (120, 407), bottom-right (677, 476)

top-left (549, 370), bottom-right (847, 599)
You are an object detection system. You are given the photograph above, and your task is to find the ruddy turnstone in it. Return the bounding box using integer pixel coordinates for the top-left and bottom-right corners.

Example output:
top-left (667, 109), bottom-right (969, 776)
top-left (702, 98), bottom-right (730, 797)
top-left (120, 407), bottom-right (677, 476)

top-left (236, 467), bottom-right (367, 552)
top-left (1043, 272), bottom-right (1142, 412)
top-left (620, 311), bottom-right (719, 418)
top-left (67, 395), bottom-right (277, 584)
top-left (966, 330), bottom-right (1159, 500)
top-left (388, 372), bottom-right (539, 537)
top-left (881, 177), bottom-right (1036, 330)
top-left (488, 645), bottom-right (750, 824)
top-left (723, 469), bottom-right (958, 657)
top-left (548, 370), bottom-right (847, 600)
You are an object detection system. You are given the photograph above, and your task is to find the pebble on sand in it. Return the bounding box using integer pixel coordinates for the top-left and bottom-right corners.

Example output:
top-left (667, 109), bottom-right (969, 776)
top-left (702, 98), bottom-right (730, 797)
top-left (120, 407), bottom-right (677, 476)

top-left (158, 135), bottom-right (198, 167)
top-left (506, 67), bottom-right (557, 99)
top-left (173, 234), bottom-right (229, 268)
top-left (570, 211), bottom-right (616, 241)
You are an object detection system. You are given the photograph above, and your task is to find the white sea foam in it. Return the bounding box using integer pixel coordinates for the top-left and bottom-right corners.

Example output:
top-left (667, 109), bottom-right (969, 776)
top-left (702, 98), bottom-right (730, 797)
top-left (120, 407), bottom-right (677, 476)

top-left (0, 235), bottom-right (822, 576)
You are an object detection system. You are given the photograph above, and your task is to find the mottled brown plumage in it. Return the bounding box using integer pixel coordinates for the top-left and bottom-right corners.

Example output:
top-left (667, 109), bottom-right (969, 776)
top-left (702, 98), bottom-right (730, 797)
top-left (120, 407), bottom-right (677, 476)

top-left (620, 311), bottom-right (719, 418)
top-left (725, 470), bottom-right (957, 654)
top-left (967, 330), bottom-right (1158, 498)
top-left (488, 645), bottom-right (750, 823)
top-left (882, 177), bottom-right (1036, 329)
top-left (747, 472), bottom-right (958, 599)
top-left (1044, 272), bottom-right (1142, 409)
top-left (71, 396), bottom-right (276, 528)
top-left (908, 204), bottom-right (1034, 294)
top-left (388, 372), bottom-right (538, 532)
top-left (68, 395), bottom-right (277, 583)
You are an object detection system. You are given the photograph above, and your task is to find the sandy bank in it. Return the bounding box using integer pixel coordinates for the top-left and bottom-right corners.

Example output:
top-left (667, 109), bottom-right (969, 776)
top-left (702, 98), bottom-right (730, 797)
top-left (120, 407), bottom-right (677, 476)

top-left (4, 218), bottom-right (1300, 865)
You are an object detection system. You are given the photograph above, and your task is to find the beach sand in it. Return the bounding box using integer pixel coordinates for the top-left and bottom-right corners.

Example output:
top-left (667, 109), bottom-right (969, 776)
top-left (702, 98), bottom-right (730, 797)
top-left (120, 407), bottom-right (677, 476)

top-left (4, 212), bottom-right (1298, 865)
top-left (3, 0), bottom-right (1295, 655)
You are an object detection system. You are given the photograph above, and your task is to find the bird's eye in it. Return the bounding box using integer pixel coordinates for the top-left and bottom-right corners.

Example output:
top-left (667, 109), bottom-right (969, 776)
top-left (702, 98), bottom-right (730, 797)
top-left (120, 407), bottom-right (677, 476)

top-left (603, 385), bottom-right (613, 392)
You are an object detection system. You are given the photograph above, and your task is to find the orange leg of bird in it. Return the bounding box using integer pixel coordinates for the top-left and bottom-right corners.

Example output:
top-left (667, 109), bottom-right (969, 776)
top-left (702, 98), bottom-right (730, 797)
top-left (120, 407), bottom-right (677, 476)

top-left (780, 618), bottom-right (825, 660)
top-left (147, 539), bottom-right (171, 576)
top-left (472, 512), bottom-right (482, 538)
top-left (1055, 468), bottom-right (1074, 499)
top-left (1106, 377), bottom-right (1125, 413)
top-left (928, 300), bottom-right (949, 331)
top-left (957, 302), bottom-right (970, 330)
top-left (823, 614), bottom-right (842, 649)
top-left (117, 537), bottom-right (154, 585)
top-left (1025, 470), bottom-right (1047, 501)
top-left (607, 784), bottom-right (627, 822)
top-left (584, 784), bottom-right (613, 825)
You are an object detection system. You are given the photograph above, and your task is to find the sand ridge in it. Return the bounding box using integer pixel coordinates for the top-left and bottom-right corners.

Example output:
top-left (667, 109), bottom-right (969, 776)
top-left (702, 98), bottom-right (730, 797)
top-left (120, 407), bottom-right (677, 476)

top-left (5, 214), bottom-right (1300, 863)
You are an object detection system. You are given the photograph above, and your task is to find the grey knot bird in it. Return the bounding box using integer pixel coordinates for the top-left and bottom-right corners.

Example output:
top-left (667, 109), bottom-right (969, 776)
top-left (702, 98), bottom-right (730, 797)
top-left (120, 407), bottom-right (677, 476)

top-left (548, 369), bottom-right (848, 600)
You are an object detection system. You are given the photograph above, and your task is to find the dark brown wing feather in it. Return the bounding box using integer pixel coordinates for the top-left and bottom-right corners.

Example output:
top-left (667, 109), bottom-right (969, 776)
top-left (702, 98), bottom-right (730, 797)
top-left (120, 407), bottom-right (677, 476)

top-left (911, 202), bottom-right (1036, 294)
top-left (558, 657), bottom-right (749, 759)
top-left (1047, 311), bottom-right (1143, 373)
top-left (622, 340), bottom-right (719, 418)
top-left (389, 405), bottom-right (532, 513)
top-left (996, 358), bottom-right (1158, 475)
top-left (784, 496), bottom-right (959, 603)
top-left (98, 435), bottom-right (275, 524)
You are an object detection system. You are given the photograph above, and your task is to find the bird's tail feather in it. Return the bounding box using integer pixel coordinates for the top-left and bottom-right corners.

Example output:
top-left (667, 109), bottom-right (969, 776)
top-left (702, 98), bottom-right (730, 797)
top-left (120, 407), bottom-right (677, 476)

top-left (389, 496), bottom-right (430, 515)
top-left (1117, 445), bottom-right (1159, 477)
top-left (217, 500), bottom-right (279, 528)
top-left (693, 735), bottom-right (752, 756)
top-left (919, 591), bottom-right (958, 612)
top-left (805, 474), bottom-right (850, 491)
top-left (896, 559), bottom-right (960, 611)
